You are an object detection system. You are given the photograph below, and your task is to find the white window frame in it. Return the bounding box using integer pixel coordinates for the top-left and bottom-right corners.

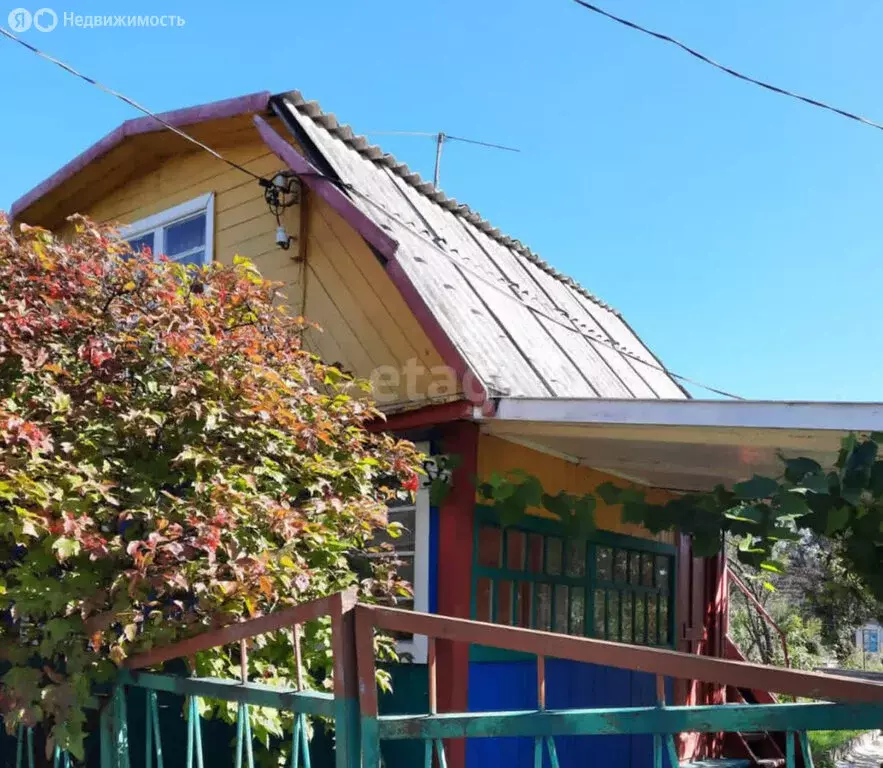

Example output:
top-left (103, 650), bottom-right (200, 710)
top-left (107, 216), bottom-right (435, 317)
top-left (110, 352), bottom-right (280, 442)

top-left (397, 442), bottom-right (431, 663)
top-left (118, 192), bottom-right (215, 264)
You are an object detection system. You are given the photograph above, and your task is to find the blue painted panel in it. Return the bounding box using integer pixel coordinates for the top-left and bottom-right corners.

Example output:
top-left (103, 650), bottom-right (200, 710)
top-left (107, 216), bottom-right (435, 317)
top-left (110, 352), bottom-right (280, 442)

top-left (467, 660), bottom-right (670, 768)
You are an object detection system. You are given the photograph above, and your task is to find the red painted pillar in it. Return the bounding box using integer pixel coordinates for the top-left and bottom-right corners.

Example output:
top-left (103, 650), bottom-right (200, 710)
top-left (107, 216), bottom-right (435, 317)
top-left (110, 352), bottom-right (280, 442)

top-left (435, 420), bottom-right (478, 768)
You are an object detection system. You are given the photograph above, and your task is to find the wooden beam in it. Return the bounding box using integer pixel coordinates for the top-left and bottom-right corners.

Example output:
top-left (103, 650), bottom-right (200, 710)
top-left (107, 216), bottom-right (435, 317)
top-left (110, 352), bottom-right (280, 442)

top-left (356, 604), bottom-right (883, 703)
top-left (374, 702), bottom-right (883, 740)
top-left (126, 589), bottom-right (357, 670)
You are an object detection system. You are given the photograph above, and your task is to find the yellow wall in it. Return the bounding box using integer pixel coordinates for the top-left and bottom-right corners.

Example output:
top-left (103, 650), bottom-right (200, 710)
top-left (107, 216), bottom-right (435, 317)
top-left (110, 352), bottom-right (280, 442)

top-left (73, 121), bottom-right (449, 407)
top-left (476, 433), bottom-right (674, 544)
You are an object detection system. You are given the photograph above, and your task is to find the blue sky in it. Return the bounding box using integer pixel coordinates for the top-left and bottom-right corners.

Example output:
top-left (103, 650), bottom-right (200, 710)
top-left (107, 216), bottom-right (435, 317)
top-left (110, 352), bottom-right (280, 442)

top-left (2, 0), bottom-right (882, 401)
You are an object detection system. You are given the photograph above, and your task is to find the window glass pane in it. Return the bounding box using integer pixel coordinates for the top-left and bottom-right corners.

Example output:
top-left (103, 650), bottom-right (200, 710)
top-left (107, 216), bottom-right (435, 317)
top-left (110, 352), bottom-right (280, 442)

top-left (596, 547), bottom-right (612, 581)
top-left (635, 594), bottom-right (646, 645)
top-left (172, 249), bottom-right (206, 266)
top-left (621, 592), bottom-right (633, 643)
top-left (566, 540), bottom-right (586, 577)
top-left (546, 538), bottom-right (563, 576)
top-left (535, 583), bottom-right (552, 631)
top-left (593, 589), bottom-right (606, 638)
top-left (659, 597), bottom-right (669, 645)
top-left (164, 214), bottom-right (206, 256)
top-left (506, 530), bottom-right (526, 571)
top-left (527, 534), bottom-right (544, 573)
top-left (656, 556), bottom-right (670, 593)
top-left (628, 552), bottom-right (640, 584)
top-left (496, 580), bottom-right (513, 625)
top-left (613, 550), bottom-right (628, 583)
top-left (370, 506), bottom-right (415, 550)
top-left (477, 526), bottom-right (501, 568)
top-left (516, 582), bottom-right (532, 628)
top-left (476, 578), bottom-right (492, 622)
top-left (647, 594), bottom-right (658, 645)
top-left (607, 591), bottom-right (620, 641)
top-left (569, 587), bottom-right (585, 636)
top-left (128, 232), bottom-right (154, 256)
top-left (641, 554), bottom-right (654, 587)
top-left (554, 585), bottom-right (569, 634)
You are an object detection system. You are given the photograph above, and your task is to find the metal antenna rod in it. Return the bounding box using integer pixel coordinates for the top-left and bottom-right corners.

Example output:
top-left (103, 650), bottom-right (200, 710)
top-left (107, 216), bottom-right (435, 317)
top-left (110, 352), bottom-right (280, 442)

top-left (433, 132), bottom-right (445, 188)
top-left (364, 130), bottom-right (520, 189)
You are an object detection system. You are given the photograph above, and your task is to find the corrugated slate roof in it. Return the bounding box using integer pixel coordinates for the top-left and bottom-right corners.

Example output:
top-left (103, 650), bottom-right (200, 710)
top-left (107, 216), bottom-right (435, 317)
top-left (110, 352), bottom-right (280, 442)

top-left (277, 91), bottom-right (688, 400)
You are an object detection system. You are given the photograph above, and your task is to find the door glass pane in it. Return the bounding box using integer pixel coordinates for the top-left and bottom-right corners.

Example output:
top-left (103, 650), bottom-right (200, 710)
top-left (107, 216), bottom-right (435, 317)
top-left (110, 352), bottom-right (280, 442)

top-left (527, 534), bottom-right (544, 573)
top-left (535, 583), bottom-right (552, 631)
top-left (128, 232), bottom-right (154, 256)
top-left (566, 540), bottom-right (586, 577)
top-left (506, 530), bottom-right (526, 571)
top-left (659, 597), bottom-right (669, 645)
top-left (569, 587), bottom-right (585, 636)
top-left (476, 578), bottom-right (492, 622)
top-left (593, 589), bottom-right (606, 638)
top-left (613, 550), bottom-right (628, 583)
top-left (546, 538), bottom-right (563, 576)
top-left (477, 526), bottom-right (501, 568)
top-left (554, 585), bottom-right (569, 633)
top-left (607, 591), bottom-right (620, 641)
top-left (164, 214), bottom-right (206, 256)
top-left (496, 580), bottom-right (513, 625)
top-left (596, 547), bottom-right (612, 581)
top-left (647, 594), bottom-right (658, 644)
top-left (628, 552), bottom-right (640, 584)
top-left (517, 582), bottom-right (532, 628)
top-left (635, 594), bottom-right (646, 644)
top-left (621, 592), bottom-right (633, 643)
top-left (656, 556), bottom-right (670, 593)
top-left (641, 554), bottom-right (655, 586)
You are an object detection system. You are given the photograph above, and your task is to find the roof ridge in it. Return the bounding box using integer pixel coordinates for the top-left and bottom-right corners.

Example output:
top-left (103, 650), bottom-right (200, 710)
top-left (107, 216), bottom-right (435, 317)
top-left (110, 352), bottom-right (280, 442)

top-left (282, 90), bottom-right (621, 317)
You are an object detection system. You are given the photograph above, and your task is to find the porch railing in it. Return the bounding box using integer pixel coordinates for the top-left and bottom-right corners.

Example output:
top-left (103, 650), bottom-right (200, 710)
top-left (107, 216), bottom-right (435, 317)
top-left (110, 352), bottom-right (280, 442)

top-left (6, 591), bottom-right (883, 768)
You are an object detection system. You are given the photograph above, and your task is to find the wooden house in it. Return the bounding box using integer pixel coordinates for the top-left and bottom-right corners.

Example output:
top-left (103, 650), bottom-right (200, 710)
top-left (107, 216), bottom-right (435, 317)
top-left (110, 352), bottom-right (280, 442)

top-left (11, 89), bottom-right (883, 768)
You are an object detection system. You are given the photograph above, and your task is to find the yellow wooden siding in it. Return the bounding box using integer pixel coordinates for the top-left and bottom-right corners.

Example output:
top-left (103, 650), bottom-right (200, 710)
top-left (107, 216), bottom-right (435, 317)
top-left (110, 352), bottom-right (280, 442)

top-left (75, 122), bottom-right (448, 407)
top-left (476, 434), bottom-right (675, 544)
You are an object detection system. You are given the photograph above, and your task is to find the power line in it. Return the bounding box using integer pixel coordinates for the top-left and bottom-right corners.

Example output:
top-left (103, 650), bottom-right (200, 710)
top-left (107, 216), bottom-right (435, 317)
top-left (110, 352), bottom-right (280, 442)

top-left (570, 0), bottom-right (883, 135)
top-left (0, 24), bottom-right (739, 400)
top-left (0, 25), bottom-right (269, 183)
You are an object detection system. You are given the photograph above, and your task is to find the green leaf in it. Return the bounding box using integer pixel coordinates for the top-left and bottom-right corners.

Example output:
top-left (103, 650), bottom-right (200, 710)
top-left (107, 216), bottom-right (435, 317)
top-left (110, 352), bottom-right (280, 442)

top-left (52, 537), bottom-right (81, 561)
top-left (775, 491), bottom-right (810, 519)
top-left (825, 506), bottom-right (851, 535)
top-left (596, 482), bottom-right (622, 505)
top-left (782, 456), bottom-right (822, 483)
top-left (692, 533), bottom-right (721, 557)
top-left (733, 475), bottom-right (778, 500)
top-left (759, 560), bottom-right (786, 574)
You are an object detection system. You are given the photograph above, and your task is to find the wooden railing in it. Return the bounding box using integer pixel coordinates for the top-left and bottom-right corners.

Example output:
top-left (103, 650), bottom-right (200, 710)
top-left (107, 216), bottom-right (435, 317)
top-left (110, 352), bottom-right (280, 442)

top-left (354, 603), bottom-right (883, 768)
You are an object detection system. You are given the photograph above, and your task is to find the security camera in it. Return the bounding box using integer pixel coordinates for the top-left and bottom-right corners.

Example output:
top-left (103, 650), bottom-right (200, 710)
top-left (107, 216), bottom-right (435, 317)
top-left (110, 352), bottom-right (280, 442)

top-left (276, 225), bottom-right (293, 250)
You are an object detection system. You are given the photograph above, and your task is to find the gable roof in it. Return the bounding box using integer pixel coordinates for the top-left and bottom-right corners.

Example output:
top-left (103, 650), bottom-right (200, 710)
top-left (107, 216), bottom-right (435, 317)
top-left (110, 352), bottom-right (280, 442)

top-left (272, 91), bottom-right (687, 401)
top-left (10, 88), bottom-right (688, 402)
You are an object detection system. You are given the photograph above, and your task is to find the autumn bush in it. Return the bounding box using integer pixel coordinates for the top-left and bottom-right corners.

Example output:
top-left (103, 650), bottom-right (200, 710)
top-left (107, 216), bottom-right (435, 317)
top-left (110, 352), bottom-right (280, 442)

top-left (0, 215), bottom-right (420, 758)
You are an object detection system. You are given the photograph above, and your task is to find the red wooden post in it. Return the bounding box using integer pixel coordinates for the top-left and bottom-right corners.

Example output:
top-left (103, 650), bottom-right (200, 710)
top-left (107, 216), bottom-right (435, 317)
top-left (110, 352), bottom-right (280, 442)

top-left (436, 420), bottom-right (479, 768)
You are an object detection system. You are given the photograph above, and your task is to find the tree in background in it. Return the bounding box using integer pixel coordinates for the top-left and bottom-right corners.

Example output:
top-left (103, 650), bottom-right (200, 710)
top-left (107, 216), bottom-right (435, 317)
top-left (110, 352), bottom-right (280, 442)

top-left (728, 533), bottom-right (881, 668)
top-left (0, 216), bottom-right (421, 759)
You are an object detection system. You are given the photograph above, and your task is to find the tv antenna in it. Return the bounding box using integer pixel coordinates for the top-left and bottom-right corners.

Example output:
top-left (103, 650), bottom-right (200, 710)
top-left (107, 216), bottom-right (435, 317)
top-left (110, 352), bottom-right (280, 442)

top-left (362, 130), bottom-right (520, 188)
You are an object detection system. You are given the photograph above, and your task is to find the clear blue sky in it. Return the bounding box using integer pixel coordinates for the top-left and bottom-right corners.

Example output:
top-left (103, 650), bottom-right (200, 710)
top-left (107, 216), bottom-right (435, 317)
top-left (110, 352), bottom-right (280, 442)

top-left (2, 0), bottom-right (882, 402)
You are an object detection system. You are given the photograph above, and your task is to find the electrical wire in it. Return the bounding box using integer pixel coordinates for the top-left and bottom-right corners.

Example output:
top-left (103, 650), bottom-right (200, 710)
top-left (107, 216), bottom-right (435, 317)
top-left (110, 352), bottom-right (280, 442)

top-left (0, 23), bottom-right (739, 400)
top-left (569, 0), bottom-right (883, 134)
top-left (0, 25), bottom-right (269, 183)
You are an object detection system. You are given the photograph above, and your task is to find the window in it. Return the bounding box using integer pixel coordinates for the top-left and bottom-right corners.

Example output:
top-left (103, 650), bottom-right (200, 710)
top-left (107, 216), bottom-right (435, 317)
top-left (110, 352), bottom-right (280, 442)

top-left (473, 511), bottom-right (675, 647)
top-left (367, 442), bottom-right (431, 662)
top-left (119, 193), bottom-right (214, 265)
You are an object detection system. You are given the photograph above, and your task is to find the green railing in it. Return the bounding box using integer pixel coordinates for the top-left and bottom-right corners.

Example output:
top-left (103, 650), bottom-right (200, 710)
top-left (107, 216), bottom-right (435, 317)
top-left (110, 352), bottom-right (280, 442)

top-left (5, 591), bottom-right (883, 768)
top-left (354, 603), bottom-right (883, 768)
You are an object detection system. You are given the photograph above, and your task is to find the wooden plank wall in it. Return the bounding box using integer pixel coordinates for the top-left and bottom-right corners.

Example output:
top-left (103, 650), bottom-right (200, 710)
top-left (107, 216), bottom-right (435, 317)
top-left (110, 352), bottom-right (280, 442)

top-left (77, 121), bottom-right (449, 407)
top-left (476, 434), bottom-right (675, 543)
